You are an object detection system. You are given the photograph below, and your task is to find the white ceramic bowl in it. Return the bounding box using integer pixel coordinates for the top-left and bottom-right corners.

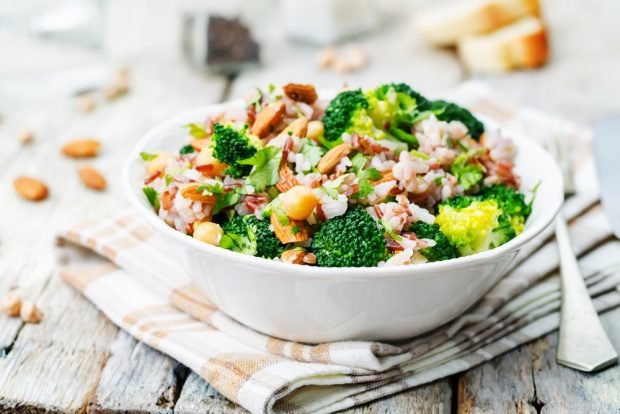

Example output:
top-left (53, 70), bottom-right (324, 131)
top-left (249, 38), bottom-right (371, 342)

top-left (123, 95), bottom-right (563, 343)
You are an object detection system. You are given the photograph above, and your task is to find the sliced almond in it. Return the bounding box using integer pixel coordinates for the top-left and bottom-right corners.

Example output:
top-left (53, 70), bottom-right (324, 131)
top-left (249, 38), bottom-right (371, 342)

top-left (78, 166), bottom-right (106, 191)
top-left (270, 214), bottom-right (309, 244)
top-left (180, 183), bottom-right (217, 204)
top-left (371, 170), bottom-right (395, 185)
top-left (61, 139), bottom-right (101, 158)
top-left (316, 143), bottom-right (352, 174)
top-left (306, 121), bottom-right (324, 142)
top-left (14, 176), bottom-right (48, 201)
top-left (275, 164), bottom-right (300, 193)
top-left (281, 250), bottom-right (306, 264)
top-left (20, 300), bottom-right (42, 324)
top-left (283, 84), bottom-right (318, 104)
top-left (0, 293), bottom-right (21, 317)
top-left (250, 101), bottom-right (286, 138)
top-left (276, 117), bottom-right (308, 140)
top-left (161, 191), bottom-right (174, 210)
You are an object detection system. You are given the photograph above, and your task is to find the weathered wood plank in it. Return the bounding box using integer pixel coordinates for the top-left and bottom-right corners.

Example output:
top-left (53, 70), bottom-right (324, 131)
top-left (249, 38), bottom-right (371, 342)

top-left (0, 62), bottom-right (226, 413)
top-left (89, 332), bottom-right (189, 414)
top-left (457, 242), bottom-right (620, 414)
top-left (174, 372), bottom-right (249, 414)
top-left (343, 380), bottom-right (452, 414)
top-left (0, 275), bottom-right (118, 413)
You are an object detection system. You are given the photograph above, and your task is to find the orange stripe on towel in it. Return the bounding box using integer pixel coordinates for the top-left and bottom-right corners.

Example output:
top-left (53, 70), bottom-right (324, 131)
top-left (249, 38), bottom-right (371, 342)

top-left (60, 262), bottom-right (120, 292)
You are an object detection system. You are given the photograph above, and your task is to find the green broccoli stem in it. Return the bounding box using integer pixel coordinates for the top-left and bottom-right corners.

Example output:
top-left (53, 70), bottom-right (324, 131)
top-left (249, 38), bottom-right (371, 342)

top-left (388, 126), bottom-right (419, 147)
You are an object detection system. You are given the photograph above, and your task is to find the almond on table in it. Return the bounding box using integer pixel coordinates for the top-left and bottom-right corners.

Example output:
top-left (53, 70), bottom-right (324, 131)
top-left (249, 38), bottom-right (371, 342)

top-left (61, 139), bottom-right (101, 158)
top-left (78, 166), bottom-right (107, 190)
top-left (14, 176), bottom-right (49, 201)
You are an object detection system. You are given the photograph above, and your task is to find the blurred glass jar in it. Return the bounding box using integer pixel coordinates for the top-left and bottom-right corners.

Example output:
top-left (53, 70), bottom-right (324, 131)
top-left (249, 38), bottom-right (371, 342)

top-left (0, 0), bottom-right (103, 48)
top-left (280, 0), bottom-right (380, 45)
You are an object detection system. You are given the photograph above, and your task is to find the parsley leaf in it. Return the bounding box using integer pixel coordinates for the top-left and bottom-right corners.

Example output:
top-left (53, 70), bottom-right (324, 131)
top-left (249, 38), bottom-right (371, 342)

top-left (140, 152), bottom-right (158, 161)
top-left (142, 186), bottom-right (160, 210)
top-left (451, 150), bottom-right (484, 190)
top-left (179, 145), bottom-right (195, 154)
top-left (355, 168), bottom-right (381, 198)
top-left (238, 146), bottom-right (282, 191)
top-left (213, 191), bottom-right (240, 214)
top-left (185, 123), bottom-right (208, 139)
top-left (322, 174), bottom-right (351, 199)
top-left (299, 139), bottom-right (324, 170)
top-left (349, 152), bottom-right (369, 174)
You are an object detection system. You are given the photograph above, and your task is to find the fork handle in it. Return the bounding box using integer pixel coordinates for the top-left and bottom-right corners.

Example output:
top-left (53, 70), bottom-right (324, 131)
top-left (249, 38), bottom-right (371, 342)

top-left (555, 216), bottom-right (618, 371)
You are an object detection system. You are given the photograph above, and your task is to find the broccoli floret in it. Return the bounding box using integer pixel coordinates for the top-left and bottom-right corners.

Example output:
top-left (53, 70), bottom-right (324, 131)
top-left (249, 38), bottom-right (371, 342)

top-left (409, 221), bottom-right (459, 262)
top-left (222, 215), bottom-right (282, 259)
top-left (365, 83), bottom-right (433, 147)
top-left (435, 198), bottom-right (504, 256)
top-left (373, 83), bottom-right (430, 110)
top-left (311, 206), bottom-right (387, 267)
top-left (322, 89), bottom-right (386, 142)
top-left (212, 123), bottom-right (257, 178)
top-left (436, 184), bottom-right (531, 256)
top-left (428, 100), bottom-right (484, 140)
top-left (479, 184), bottom-right (531, 235)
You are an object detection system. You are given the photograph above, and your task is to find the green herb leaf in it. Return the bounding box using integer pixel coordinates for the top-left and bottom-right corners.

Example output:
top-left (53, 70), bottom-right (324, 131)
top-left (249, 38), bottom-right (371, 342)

top-left (354, 168), bottom-right (381, 198)
top-left (185, 123), bottom-right (208, 139)
top-left (322, 174), bottom-right (350, 199)
top-left (299, 138), bottom-right (324, 171)
top-left (213, 191), bottom-right (240, 215)
top-left (349, 152), bottom-right (368, 174)
top-left (238, 146), bottom-right (282, 191)
top-left (451, 150), bottom-right (485, 190)
top-left (140, 152), bottom-right (158, 161)
top-left (142, 186), bottom-right (160, 211)
top-left (179, 145), bottom-right (196, 155)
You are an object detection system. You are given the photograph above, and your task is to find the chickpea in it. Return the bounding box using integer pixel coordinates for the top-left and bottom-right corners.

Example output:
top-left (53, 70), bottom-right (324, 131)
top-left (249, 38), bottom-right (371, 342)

top-left (193, 222), bottom-right (223, 246)
top-left (147, 152), bottom-right (171, 175)
top-left (279, 186), bottom-right (319, 221)
top-left (195, 147), bottom-right (227, 176)
top-left (306, 121), bottom-right (324, 142)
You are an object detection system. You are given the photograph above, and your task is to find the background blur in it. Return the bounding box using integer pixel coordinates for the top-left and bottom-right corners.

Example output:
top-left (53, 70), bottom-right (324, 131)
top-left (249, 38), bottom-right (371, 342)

top-left (1, 0), bottom-right (619, 123)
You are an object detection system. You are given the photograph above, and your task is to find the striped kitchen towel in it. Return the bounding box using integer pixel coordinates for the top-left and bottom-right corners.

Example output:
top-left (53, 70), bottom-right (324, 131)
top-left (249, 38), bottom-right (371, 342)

top-left (57, 83), bottom-right (620, 414)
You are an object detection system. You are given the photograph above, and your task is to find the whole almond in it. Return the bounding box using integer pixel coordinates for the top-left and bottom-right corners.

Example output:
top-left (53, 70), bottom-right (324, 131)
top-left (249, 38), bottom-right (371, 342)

top-left (14, 176), bottom-right (49, 201)
top-left (18, 130), bottom-right (34, 145)
top-left (316, 143), bottom-right (352, 174)
top-left (20, 300), bottom-right (42, 324)
top-left (61, 139), bottom-right (101, 158)
top-left (283, 84), bottom-right (318, 104)
top-left (78, 166), bottom-right (106, 190)
top-left (0, 293), bottom-right (22, 317)
top-left (250, 102), bottom-right (286, 138)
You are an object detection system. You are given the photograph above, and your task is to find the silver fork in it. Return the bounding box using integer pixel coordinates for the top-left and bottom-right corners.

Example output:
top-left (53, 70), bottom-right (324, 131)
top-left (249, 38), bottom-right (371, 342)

top-left (547, 137), bottom-right (618, 372)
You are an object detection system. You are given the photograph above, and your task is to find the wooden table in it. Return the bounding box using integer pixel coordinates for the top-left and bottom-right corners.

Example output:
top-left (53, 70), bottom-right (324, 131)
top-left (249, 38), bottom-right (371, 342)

top-left (1, 0), bottom-right (619, 412)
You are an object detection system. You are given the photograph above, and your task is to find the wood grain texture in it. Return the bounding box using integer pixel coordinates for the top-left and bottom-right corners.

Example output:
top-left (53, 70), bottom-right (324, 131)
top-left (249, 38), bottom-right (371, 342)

top-left (175, 372), bottom-right (250, 414)
top-left (342, 380), bottom-right (452, 414)
top-left (0, 276), bottom-right (118, 413)
top-left (457, 242), bottom-right (620, 414)
top-left (89, 331), bottom-right (190, 414)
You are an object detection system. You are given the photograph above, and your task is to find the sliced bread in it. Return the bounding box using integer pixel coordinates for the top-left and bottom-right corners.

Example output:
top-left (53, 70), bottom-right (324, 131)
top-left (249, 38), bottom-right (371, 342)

top-left (413, 0), bottom-right (540, 46)
top-left (457, 16), bottom-right (549, 73)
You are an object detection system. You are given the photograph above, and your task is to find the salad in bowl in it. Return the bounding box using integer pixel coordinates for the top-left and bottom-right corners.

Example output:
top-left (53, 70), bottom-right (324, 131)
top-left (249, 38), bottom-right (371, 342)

top-left (139, 82), bottom-right (534, 268)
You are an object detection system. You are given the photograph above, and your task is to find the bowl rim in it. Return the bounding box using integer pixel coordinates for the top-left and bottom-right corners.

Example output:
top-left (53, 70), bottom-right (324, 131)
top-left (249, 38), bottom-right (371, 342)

top-left (122, 94), bottom-right (564, 279)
